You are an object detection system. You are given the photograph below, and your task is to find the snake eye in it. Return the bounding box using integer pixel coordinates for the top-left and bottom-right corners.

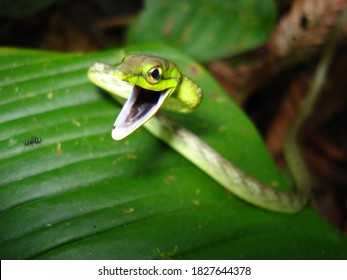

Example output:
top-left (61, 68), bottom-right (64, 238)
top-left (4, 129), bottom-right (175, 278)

top-left (145, 66), bottom-right (162, 84)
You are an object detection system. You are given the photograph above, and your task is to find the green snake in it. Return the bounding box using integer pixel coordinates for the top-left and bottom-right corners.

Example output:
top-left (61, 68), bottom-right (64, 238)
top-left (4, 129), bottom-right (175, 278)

top-left (88, 54), bottom-right (312, 213)
top-left (87, 54), bottom-right (312, 213)
top-left (87, 5), bottom-right (347, 213)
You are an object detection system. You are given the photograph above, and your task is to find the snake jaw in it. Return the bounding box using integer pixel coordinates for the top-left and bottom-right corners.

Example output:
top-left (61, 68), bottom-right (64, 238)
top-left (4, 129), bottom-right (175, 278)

top-left (112, 85), bottom-right (170, 140)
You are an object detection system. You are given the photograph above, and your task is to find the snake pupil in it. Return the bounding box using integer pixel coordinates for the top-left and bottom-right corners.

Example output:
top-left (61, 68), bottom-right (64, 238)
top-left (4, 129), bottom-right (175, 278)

top-left (151, 68), bottom-right (160, 80)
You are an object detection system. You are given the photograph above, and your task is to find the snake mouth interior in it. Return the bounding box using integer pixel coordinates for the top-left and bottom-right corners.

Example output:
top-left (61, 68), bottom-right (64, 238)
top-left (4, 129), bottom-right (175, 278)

top-left (112, 85), bottom-right (169, 140)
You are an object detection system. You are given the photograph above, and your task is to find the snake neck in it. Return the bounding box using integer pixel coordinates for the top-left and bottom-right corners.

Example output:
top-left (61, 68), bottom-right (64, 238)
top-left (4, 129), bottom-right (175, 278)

top-left (163, 76), bottom-right (203, 113)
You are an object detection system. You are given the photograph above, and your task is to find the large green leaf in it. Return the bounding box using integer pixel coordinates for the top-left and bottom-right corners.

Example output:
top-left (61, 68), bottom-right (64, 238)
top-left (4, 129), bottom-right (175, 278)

top-left (127, 0), bottom-right (276, 62)
top-left (0, 45), bottom-right (346, 260)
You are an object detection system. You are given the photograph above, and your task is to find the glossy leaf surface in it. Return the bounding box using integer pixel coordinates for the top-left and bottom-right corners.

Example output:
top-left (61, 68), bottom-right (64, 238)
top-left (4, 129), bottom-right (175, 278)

top-left (0, 46), bottom-right (346, 259)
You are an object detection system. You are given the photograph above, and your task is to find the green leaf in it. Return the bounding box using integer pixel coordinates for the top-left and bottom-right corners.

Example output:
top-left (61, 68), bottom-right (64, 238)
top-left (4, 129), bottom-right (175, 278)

top-left (126, 0), bottom-right (276, 62)
top-left (0, 45), bottom-right (346, 260)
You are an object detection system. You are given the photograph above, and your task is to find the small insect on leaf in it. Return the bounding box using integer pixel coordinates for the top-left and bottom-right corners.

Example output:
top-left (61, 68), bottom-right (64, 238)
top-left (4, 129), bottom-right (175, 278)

top-left (24, 137), bottom-right (42, 146)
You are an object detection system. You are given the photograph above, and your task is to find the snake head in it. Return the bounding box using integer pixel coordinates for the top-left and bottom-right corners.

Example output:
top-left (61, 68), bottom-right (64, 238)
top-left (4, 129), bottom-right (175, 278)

top-left (112, 54), bottom-right (180, 140)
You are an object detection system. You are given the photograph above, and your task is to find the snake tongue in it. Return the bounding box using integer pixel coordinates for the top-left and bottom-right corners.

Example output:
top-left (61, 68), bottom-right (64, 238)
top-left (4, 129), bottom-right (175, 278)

top-left (112, 85), bottom-right (169, 140)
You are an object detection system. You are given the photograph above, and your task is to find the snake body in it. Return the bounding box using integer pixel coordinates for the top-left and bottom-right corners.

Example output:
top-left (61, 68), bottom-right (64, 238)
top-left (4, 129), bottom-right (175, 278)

top-left (87, 4), bottom-right (347, 213)
top-left (88, 55), bottom-right (310, 213)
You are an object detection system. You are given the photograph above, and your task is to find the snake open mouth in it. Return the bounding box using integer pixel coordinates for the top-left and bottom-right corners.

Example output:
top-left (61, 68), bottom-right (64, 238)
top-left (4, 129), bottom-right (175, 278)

top-left (112, 85), bottom-right (170, 140)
